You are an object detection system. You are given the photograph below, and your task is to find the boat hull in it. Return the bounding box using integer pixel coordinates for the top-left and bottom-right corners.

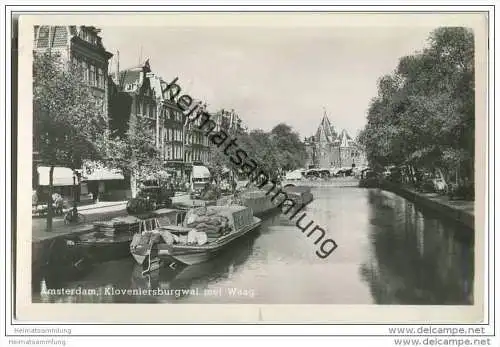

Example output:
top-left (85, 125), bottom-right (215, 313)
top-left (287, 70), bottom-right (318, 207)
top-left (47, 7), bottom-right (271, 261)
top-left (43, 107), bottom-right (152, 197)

top-left (78, 238), bottom-right (133, 262)
top-left (160, 250), bottom-right (213, 266)
top-left (165, 218), bottom-right (262, 265)
top-left (133, 217), bottom-right (262, 267)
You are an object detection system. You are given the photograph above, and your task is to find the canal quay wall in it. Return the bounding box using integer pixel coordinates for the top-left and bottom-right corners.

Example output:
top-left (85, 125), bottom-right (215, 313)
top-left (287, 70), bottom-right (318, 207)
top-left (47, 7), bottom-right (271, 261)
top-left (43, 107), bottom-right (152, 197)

top-left (282, 177), bottom-right (360, 188)
top-left (380, 181), bottom-right (474, 230)
top-left (282, 177), bottom-right (473, 230)
top-left (31, 208), bottom-right (181, 278)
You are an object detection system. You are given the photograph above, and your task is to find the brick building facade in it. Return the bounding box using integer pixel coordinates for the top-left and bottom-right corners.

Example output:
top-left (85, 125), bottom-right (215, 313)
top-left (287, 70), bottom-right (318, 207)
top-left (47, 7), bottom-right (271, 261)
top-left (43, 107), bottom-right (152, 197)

top-left (33, 26), bottom-right (114, 201)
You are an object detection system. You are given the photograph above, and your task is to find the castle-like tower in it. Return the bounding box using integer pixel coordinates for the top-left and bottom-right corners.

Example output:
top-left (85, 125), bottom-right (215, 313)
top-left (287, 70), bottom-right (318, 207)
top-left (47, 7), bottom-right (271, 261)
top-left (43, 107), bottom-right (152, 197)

top-left (304, 113), bottom-right (367, 169)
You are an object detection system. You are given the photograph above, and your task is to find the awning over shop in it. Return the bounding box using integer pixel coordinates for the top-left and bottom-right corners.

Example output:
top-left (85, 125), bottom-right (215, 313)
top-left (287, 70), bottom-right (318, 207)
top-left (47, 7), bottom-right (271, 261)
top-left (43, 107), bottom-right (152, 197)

top-left (192, 165), bottom-right (211, 179)
top-left (83, 168), bottom-right (124, 181)
top-left (164, 161), bottom-right (185, 169)
top-left (81, 160), bottom-right (125, 181)
top-left (37, 166), bottom-right (75, 186)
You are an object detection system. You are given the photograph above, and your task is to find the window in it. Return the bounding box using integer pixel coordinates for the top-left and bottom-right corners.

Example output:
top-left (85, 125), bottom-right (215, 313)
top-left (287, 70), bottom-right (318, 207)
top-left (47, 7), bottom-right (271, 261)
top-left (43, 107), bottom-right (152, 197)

top-left (82, 61), bottom-right (89, 82)
top-left (36, 26), bottom-right (49, 47)
top-left (138, 102), bottom-right (143, 116)
top-left (90, 65), bottom-right (96, 86)
top-left (97, 68), bottom-right (104, 88)
top-left (71, 56), bottom-right (78, 71)
top-left (77, 60), bottom-right (83, 79)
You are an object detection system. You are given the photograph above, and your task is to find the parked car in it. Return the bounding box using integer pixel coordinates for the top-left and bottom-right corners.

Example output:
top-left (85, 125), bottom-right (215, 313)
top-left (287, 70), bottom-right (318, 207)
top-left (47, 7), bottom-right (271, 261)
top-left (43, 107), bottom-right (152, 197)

top-left (190, 165), bottom-right (211, 199)
top-left (126, 197), bottom-right (156, 215)
top-left (235, 180), bottom-right (249, 193)
top-left (138, 185), bottom-right (174, 207)
top-left (382, 166), bottom-right (395, 179)
top-left (219, 180), bottom-right (232, 194)
top-left (336, 167), bottom-right (353, 177)
top-left (432, 177), bottom-right (448, 194)
top-left (127, 185), bottom-right (175, 214)
top-left (358, 169), bottom-right (379, 188)
top-left (448, 181), bottom-right (474, 200)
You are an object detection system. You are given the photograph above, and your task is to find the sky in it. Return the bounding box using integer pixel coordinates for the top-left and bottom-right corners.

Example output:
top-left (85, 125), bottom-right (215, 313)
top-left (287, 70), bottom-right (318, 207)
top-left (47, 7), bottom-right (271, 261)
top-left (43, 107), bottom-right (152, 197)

top-left (99, 26), bottom-right (434, 139)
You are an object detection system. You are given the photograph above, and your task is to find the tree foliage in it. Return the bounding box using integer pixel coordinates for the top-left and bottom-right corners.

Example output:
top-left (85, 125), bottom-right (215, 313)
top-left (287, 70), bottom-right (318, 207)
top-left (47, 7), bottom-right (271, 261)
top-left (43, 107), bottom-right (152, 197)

top-left (33, 51), bottom-right (109, 230)
top-left (33, 51), bottom-right (108, 169)
top-left (359, 27), bottom-right (474, 181)
top-left (207, 111), bottom-right (308, 180)
top-left (101, 114), bottom-right (164, 187)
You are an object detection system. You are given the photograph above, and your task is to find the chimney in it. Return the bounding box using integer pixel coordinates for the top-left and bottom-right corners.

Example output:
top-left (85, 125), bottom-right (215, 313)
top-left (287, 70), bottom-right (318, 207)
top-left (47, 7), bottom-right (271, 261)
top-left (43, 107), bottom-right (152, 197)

top-left (115, 50), bottom-right (120, 84)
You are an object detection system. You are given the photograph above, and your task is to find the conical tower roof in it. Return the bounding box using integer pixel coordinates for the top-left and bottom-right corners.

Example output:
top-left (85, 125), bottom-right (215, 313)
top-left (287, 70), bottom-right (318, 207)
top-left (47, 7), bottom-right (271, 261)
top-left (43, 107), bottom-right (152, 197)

top-left (339, 129), bottom-right (353, 147)
top-left (315, 113), bottom-right (336, 143)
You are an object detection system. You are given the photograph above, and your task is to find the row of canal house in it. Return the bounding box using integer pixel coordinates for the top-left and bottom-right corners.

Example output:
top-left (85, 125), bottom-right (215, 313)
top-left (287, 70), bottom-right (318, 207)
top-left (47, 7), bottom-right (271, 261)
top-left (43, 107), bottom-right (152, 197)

top-left (32, 25), bottom-right (213, 204)
top-left (33, 25), bottom-right (120, 205)
top-left (108, 59), bottom-right (212, 198)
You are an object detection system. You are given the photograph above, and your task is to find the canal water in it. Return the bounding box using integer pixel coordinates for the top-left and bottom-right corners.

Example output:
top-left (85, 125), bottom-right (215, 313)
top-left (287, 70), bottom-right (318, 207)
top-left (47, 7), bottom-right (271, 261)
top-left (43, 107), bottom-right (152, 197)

top-left (33, 182), bottom-right (474, 304)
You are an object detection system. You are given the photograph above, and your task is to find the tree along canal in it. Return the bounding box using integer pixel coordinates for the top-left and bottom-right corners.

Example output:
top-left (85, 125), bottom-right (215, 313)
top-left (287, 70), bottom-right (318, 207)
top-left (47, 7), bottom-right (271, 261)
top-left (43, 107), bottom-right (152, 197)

top-left (32, 185), bottom-right (474, 304)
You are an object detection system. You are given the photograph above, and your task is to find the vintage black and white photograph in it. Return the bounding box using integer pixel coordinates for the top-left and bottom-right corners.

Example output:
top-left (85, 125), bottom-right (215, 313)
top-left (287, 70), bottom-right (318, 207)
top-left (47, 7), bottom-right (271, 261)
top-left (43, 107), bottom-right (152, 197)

top-left (20, 12), bottom-right (485, 319)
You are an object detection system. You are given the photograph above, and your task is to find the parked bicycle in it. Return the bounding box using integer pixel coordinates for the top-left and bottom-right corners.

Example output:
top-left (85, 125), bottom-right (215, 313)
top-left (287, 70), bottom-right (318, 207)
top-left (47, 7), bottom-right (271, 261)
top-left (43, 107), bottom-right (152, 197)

top-left (64, 207), bottom-right (85, 225)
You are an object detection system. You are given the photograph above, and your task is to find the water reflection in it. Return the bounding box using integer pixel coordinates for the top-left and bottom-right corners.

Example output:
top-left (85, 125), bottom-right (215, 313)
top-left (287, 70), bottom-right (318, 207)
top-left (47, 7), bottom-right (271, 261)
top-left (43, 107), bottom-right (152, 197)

top-left (360, 189), bottom-right (474, 305)
top-left (33, 187), bottom-right (474, 305)
top-left (35, 226), bottom-right (262, 304)
top-left (129, 229), bottom-right (260, 303)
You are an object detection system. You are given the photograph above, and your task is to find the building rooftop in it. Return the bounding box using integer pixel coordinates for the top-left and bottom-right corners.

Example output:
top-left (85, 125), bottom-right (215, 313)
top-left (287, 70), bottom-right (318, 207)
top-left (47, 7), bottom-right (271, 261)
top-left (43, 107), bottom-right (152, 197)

top-left (113, 59), bottom-right (151, 92)
top-left (311, 114), bottom-right (358, 148)
top-left (34, 26), bottom-right (112, 59)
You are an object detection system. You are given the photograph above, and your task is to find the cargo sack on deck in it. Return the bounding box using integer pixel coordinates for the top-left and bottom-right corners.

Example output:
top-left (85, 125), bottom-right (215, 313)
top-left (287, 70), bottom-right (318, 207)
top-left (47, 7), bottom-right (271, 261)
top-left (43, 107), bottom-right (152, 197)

top-left (197, 225), bottom-right (222, 233)
top-left (196, 232), bottom-right (208, 245)
top-left (185, 214), bottom-right (197, 226)
top-left (187, 229), bottom-right (197, 244)
top-left (193, 207), bottom-right (207, 216)
top-left (150, 232), bottom-right (162, 244)
top-left (204, 218), bottom-right (221, 226)
top-left (194, 222), bottom-right (209, 229)
top-left (205, 208), bottom-right (217, 216)
top-left (176, 235), bottom-right (188, 245)
top-left (159, 230), bottom-right (175, 246)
